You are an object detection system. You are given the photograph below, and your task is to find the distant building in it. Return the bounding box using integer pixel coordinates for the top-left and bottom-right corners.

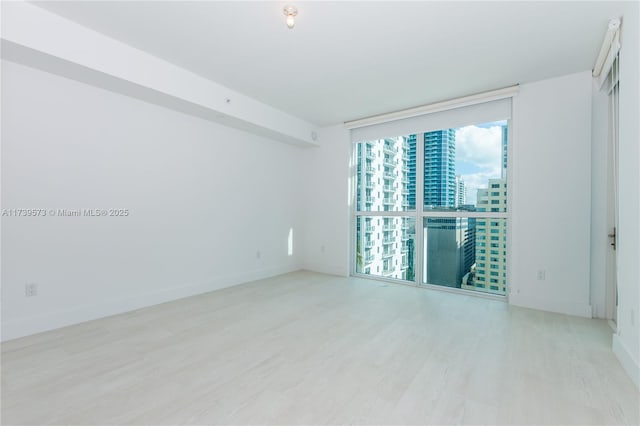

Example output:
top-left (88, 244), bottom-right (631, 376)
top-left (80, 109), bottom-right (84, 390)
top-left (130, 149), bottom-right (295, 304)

top-left (501, 124), bottom-right (508, 179)
top-left (455, 175), bottom-right (466, 207)
top-left (424, 217), bottom-right (475, 288)
top-left (464, 178), bottom-right (507, 294)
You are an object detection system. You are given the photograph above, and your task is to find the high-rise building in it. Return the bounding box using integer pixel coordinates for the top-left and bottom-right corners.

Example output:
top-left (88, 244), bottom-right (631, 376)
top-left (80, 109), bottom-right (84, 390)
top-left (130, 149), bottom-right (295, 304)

top-left (424, 217), bottom-right (475, 288)
top-left (406, 134), bottom-right (417, 209)
top-left (420, 130), bottom-right (473, 288)
top-left (406, 130), bottom-right (457, 209)
top-left (424, 129), bottom-right (456, 208)
top-left (356, 137), bottom-right (413, 281)
top-left (464, 178), bottom-right (507, 294)
top-left (462, 217), bottom-right (476, 273)
top-left (501, 124), bottom-right (508, 179)
top-left (455, 175), bottom-right (466, 207)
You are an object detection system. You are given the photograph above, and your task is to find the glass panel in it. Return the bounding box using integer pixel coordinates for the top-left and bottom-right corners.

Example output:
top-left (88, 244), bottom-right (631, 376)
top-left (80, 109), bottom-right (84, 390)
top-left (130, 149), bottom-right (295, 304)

top-left (355, 216), bottom-right (416, 281)
top-left (422, 217), bottom-right (506, 296)
top-left (355, 138), bottom-right (416, 211)
top-left (353, 120), bottom-right (509, 292)
top-left (422, 122), bottom-right (508, 212)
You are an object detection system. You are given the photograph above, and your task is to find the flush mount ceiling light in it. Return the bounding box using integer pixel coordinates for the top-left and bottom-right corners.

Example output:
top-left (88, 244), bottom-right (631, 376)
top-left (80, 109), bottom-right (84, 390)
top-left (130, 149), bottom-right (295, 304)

top-left (283, 5), bottom-right (298, 29)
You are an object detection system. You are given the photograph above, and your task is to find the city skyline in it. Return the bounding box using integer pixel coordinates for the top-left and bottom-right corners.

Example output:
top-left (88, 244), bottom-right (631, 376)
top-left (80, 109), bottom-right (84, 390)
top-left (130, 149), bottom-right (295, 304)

top-left (355, 120), bottom-right (508, 295)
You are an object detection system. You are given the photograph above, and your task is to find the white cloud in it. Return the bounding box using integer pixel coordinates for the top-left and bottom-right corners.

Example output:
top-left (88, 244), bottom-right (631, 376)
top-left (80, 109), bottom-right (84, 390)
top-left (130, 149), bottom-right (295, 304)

top-left (455, 124), bottom-right (504, 205)
top-left (456, 125), bottom-right (502, 171)
top-left (460, 168), bottom-right (501, 205)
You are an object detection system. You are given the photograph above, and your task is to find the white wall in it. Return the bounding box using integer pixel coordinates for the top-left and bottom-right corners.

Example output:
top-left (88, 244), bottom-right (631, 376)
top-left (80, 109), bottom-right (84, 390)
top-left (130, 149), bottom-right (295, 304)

top-left (302, 72), bottom-right (597, 321)
top-left (1, 60), bottom-right (305, 340)
top-left (507, 71), bottom-right (593, 317)
top-left (301, 125), bottom-right (351, 277)
top-left (613, 1), bottom-right (640, 389)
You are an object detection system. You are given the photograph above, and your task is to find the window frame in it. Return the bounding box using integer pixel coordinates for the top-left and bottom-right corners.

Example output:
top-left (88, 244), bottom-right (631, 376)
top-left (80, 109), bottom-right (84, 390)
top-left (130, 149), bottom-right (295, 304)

top-left (350, 118), bottom-right (513, 299)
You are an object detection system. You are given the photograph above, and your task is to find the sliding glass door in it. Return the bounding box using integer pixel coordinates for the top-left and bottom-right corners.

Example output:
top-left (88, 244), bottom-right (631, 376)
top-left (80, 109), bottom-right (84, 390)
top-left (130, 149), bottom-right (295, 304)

top-left (353, 118), bottom-right (510, 296)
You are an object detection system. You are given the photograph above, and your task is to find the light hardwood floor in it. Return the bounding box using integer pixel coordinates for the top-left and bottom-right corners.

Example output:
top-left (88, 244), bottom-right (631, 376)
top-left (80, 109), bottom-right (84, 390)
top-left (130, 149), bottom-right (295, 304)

top-left (2, 271), bottom-right (639, 425)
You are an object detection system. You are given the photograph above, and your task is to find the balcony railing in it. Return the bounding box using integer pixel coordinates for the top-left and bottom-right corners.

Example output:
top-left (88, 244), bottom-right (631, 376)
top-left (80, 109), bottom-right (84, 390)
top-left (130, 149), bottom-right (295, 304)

top-left (383, 145), bottom-right (397, 155)
top-left (383, 172), bottom-right (396, 180)
top-left (383, 185), bottom-right (395, 192)
top-left (383, 198), bottom-right (395, 205)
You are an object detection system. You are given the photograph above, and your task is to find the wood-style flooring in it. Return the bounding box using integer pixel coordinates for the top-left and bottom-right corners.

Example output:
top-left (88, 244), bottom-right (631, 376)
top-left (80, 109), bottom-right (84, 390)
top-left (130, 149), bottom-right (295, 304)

top-left (2, 271), bottom-right (639, 425)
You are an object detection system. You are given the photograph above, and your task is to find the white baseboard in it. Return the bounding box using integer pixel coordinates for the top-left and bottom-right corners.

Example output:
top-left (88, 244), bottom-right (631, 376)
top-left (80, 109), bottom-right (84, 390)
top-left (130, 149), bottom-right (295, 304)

top-left (1, 265), bottom-right (299, 342)
top-left (613, 333), bottom-right (640, 391)
top-left (509, 294), bottom-right (592, 318)
top-left (301, 262), bottom-right (349, 278)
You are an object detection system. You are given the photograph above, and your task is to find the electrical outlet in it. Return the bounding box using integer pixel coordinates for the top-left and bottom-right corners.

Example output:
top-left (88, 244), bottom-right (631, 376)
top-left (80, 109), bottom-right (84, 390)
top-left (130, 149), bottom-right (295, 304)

top-left (25, 283), bottom-right (38, 297)
top-left (537, 270), bottom-right (546, 280)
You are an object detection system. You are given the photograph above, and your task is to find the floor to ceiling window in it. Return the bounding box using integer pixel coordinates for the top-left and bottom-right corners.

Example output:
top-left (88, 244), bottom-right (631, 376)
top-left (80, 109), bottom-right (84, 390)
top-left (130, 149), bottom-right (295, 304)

top-left (352, 94), bottom-right (513, 296)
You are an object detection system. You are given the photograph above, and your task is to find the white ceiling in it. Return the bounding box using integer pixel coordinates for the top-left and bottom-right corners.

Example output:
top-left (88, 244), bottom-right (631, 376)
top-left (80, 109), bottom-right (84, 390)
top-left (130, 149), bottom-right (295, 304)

top-left (32, 1), bottom-right (629, 126)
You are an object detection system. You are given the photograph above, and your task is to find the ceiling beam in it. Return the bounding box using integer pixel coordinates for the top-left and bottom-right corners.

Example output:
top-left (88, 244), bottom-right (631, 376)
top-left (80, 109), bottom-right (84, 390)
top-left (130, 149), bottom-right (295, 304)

top-left (1, 1), bottom-right (319, 147)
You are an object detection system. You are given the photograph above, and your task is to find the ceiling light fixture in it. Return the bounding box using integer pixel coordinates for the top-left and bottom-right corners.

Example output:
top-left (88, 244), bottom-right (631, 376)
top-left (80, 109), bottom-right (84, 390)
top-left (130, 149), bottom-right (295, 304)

top-left (283, 5), bottom-right (297, 29)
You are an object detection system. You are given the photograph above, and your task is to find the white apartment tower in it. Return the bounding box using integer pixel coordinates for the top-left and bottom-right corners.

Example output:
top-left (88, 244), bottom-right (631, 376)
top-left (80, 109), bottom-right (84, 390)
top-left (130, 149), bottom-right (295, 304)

top-left (356, 138), bottom-right (413, 281)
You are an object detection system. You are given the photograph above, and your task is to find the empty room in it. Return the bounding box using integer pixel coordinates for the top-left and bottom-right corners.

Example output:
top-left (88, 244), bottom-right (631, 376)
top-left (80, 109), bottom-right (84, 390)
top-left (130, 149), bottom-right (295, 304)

top-left (1, 1), bottom-right (639, 425)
